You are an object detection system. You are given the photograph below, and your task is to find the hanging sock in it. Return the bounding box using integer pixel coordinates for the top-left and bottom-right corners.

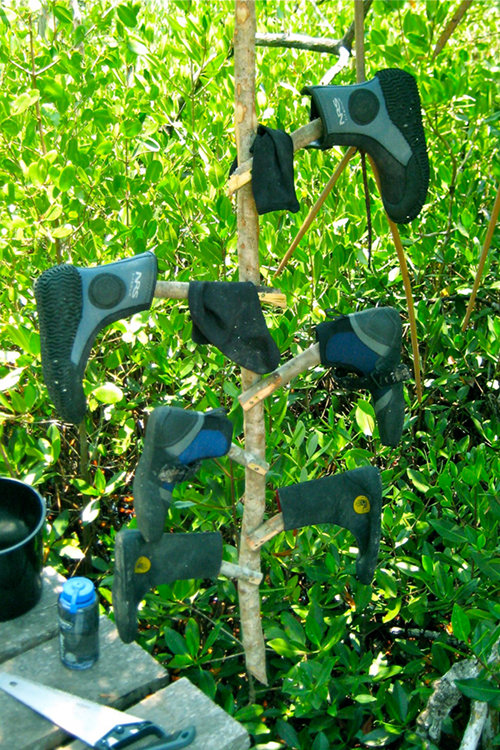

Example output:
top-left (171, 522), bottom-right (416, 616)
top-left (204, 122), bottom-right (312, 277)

top-left (34, 252), bottom-right (158, 425)
top-left (250, 125), bottom-right (300, 214)
top-left (315, 307), bottom-right (410, 447)
top-left (113, 529), bottom-right (223, 643)
top-left (279, 466), bottom-right (382, 584)
top-left (133, 406), bottom-right (233, 543)
top-left (188, 281), bottom-right (280, 374)
top-left (303, 69), bottom-right (429, 223)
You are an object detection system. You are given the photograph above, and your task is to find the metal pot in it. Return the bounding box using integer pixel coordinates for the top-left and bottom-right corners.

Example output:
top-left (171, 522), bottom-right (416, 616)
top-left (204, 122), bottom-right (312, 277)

top-left (0, 477), bottom-right (46, 621)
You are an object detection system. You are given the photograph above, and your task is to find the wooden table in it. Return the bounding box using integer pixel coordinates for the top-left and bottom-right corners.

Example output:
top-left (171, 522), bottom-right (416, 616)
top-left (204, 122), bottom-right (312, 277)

top-left (0, 568), bottom-right (249, 750)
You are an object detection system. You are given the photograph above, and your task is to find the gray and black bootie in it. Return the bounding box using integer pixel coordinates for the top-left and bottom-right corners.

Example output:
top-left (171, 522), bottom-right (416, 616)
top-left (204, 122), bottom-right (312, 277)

top-left (278, 465), bottom-right (382, 584)
top-left (34, 252), bottom-right (158, 424)
top-left (133, 406), bottom-right (233, 543)
top-left (315, 307), bottom-right (410, 447)
top-left (303, 68), bottom-right (429, 223)
top-left (112, 528), bottom-right (223, 643)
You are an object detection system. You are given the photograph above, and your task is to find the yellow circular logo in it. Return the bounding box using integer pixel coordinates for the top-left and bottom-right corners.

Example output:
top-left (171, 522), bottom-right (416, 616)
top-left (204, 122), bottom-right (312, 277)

top-left (134, 556), bottom-right (151, 574)
top-left (353, 495), bottom-right (370, 514)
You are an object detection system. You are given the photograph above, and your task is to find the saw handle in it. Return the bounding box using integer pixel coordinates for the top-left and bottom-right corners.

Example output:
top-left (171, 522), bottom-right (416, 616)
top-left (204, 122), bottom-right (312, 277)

top-left (95, 720), bottom-right (196, 749)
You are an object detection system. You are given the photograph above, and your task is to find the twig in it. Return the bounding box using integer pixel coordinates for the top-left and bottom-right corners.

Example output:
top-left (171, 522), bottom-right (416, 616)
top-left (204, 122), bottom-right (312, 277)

top-left (255, 32), bottom-right (347, 54)
top-left (461, 184), bottom-right (500, 332)
top-left (275, 147), bottom-right (357, 276)
top-left (220, 560), bottom-right (262, 585)
top-left (239, 343), bottom-right (321, 411)
top-left (432, 0), bottom-right (474, 60)
top-left (246, 513), bottom-right (284, 550)
top-left (366, 155), bottom-right (422, 402)
top-left (228, 443), bottom-right (268, 476)
top-left (234, 0), bottom-right (268, 687)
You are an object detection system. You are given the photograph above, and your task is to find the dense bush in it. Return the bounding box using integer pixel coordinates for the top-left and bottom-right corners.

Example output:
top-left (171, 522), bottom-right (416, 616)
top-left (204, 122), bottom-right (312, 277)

top-left (0, 1), bottom-right (498, 747)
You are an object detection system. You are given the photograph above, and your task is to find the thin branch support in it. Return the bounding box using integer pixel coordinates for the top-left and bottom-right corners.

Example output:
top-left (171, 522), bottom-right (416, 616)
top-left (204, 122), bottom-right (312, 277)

top-left (234, 0), bottom-right (268, 686)
top-left (432, 0), bottom-right (474, 60)
top-left (275, 147), bottom-right (357, 276)
top-left (255, 32), bottom-right (347, 55)
top-left (246, 513), bottom-right (284, 550)
top-left (153, 281), bottom-right (286, 309)
top-left (220, 560), bottom-right (262, 585)
top-left (228, 443), bottom-right (268, 476)
top-left (354, 0), bottom-right (366, 83)
top-left (365, 155), bottom-right (422, 402)
top-left (461, 183), bottom-right (500, 332)
top-left (239, 343), bottom-right (321, 411)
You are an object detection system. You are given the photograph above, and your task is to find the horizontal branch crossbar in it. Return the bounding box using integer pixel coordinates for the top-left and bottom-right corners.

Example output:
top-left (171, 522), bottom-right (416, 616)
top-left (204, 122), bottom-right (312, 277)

top-left (255, 32), bottom-right (346, 54)
top-left (154, 281), bottom-right (286, 308)
top-left (239, 343), bottom-right (321, 410)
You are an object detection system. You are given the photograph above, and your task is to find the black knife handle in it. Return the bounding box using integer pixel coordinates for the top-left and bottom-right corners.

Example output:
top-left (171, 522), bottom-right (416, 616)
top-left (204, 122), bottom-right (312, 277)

top-left (95, 720), bottom-right (196, 750)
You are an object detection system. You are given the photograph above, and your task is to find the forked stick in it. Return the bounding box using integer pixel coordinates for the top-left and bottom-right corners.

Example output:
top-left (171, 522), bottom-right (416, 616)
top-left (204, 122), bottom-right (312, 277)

top-left (246, 513), bottom-right (284, 550)
top-left (154, 281), bottom-right (286, 309)
top-left (238, 343), bottom-right (321, 411)
top-left (461, 184), bottom-right (500, 332)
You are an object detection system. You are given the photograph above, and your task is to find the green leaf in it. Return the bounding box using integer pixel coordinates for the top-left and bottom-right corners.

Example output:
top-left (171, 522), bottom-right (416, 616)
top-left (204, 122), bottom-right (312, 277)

top-left (355, 399), bottom-right (375, 436)
top-left (276, 718), bottom-right (300, 748)
top-left (451, 603), bottom-right (471, 641)
top-left (354, 693), bottom-right (377, 704)
top-left (117, 3), bottom-right (139, 27)
top-left (184, 618), bottom-right (200, 657)
top-left (407, 468), bottom-right (431, 493)
top-left (11, 90), bottom-right (40, 116)
top-left (268, 637), bottom-right (301, 658)
top-left (93, 383), bottom-right (124, 404)
top-left (163, 627), bottom-right (188, 655)
top-left (59, 164), bottom-right (75, 191)
top-left (455, 678), bottom-right (500, 709)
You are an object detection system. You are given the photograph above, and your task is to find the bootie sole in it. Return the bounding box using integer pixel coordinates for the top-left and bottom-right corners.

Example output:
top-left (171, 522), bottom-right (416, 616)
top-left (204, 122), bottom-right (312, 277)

top-left (35, 264), bottom-right (86, 424)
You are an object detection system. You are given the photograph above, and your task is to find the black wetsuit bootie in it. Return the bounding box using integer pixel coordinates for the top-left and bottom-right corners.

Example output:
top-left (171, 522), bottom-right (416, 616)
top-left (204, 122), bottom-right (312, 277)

top-left (315, 307), bottom-right (410, 447)
top-left (34, 252), bottom-right (157, 424)
top-left (133, 406), bottom-right (233, 543)
top-left (113, 528), bottom-right (223, 643)
top-left (278, 466), bottom-right (382, 584)
top-left (303, 69), bottom-right (429, 223)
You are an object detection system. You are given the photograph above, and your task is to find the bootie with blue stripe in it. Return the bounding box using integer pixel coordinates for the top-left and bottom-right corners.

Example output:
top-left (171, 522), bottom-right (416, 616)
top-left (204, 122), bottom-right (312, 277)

top-left (133, 406), bottom-right (233, 542)
top-left (315, 307), bottom-right (410, 447)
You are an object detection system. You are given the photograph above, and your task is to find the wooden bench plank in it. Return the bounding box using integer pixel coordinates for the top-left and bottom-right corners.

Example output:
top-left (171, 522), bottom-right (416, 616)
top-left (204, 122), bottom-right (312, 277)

top-left (0, 567), bottom-right (65, 662)
top-left (62, 678), bottom-right (250, 750)
top-left (0, 617), bottom-right (168, 750)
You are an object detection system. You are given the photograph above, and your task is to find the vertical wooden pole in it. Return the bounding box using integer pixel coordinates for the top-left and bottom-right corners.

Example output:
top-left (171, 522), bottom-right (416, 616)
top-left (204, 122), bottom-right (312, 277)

top-left (354, 0), bottom-right (366, 82)
top-left (234, 0), bottom-right (267, 686)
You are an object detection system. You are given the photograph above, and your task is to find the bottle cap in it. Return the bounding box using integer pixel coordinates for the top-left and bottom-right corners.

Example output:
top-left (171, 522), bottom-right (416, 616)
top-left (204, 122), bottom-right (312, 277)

top-left (60, 577), bottom-right (96, 614)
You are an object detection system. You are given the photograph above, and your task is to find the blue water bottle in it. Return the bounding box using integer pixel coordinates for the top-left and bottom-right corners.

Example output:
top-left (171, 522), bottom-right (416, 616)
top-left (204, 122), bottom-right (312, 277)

top-left (58, 577), bottom-right (99, 670)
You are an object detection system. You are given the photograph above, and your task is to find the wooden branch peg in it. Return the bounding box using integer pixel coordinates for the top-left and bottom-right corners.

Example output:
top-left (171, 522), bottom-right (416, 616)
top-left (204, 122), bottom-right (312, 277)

top-left (239, 343), bottom-right (321, 411)
top-left (246, 513), bottom-right (284, 550)
top-left (154, 281), bottom-right (286, 309)
top-left (228, 443), bottom-right (269, 476)
top-left (220, 560), bottom-right (262, 585)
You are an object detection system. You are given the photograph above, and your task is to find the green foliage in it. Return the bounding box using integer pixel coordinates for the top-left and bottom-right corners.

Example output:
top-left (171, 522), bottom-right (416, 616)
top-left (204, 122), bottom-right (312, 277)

top-left (0, 1), bottom-right (499, 748)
